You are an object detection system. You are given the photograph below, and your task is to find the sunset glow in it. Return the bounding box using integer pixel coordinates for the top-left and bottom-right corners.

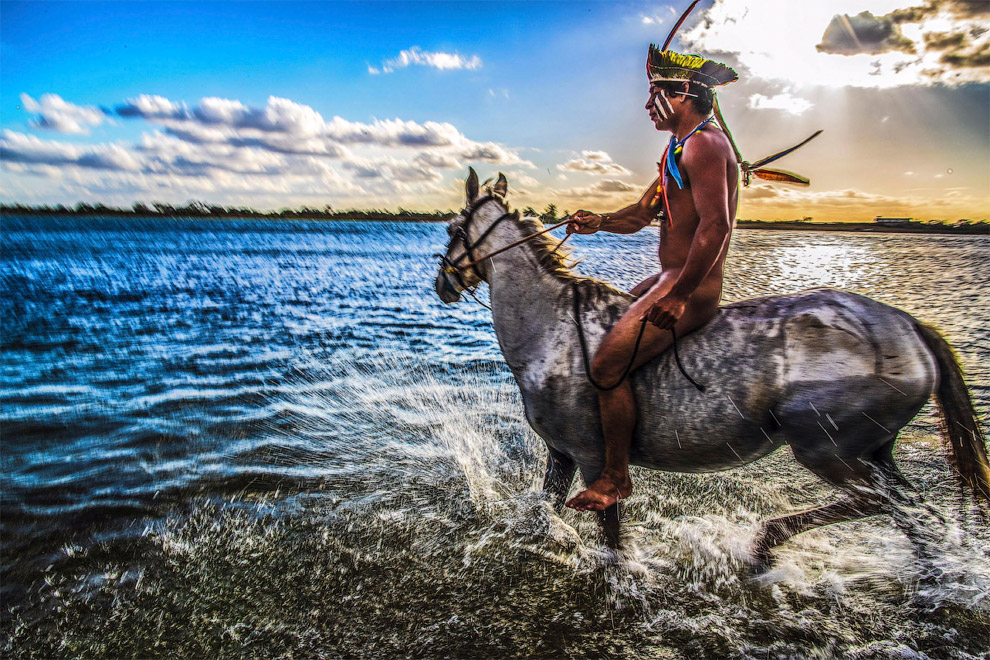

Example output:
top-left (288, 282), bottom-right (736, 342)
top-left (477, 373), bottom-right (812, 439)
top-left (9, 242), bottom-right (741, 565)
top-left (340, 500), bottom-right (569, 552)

top-left (2, 1), bottom-right (987, 222)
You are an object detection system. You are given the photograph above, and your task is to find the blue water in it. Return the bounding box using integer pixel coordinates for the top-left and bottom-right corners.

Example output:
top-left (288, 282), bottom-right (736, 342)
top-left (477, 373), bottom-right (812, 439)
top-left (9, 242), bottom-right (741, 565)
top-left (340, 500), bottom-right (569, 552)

top-left (2, 215), bottom-right (988, 658)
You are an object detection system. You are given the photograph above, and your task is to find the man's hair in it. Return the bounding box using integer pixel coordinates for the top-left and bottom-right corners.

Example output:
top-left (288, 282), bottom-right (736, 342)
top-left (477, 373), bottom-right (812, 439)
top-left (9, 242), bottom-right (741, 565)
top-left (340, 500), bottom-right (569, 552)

top-left (655, 80), bottom-right (714, 116)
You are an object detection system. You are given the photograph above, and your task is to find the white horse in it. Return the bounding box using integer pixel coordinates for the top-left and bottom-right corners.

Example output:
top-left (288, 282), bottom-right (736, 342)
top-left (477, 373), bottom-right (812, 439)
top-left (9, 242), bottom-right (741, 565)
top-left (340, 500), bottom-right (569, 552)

top-left (434, 170), bottom-right (989, 564)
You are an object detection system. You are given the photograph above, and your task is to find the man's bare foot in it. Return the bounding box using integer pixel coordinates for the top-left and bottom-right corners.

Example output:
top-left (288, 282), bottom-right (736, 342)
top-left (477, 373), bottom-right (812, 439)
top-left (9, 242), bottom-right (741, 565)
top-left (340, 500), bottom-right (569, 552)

top-left (565, 472), bottom-right (632, 511)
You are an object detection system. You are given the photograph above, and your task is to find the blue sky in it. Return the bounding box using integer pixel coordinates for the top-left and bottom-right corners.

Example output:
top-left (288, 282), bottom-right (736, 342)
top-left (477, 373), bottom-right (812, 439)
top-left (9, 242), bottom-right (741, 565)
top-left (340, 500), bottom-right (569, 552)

top-left (2, 0), bottom-right (988, 221)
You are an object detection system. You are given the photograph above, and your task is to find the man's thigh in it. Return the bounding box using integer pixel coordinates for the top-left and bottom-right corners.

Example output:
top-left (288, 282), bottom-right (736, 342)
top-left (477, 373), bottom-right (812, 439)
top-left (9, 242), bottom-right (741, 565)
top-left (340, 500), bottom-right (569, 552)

top-left (629, 273), bottom-right (660, 298)
top-left (595, 279), bottom-right (677, 368)
top-left (597, 279), bottom-right (719, 372)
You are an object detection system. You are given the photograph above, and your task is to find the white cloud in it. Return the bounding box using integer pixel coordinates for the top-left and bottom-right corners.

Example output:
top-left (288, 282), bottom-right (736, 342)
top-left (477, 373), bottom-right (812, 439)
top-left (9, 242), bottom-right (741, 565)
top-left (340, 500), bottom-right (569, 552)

top-left (20, 94), bottom-right (108, 135)
top-left (4, 92), bottom-right (537, 209)
top-left (552, 178), bottom-right (647, 203)
top-left (681, 0), bottom-right (990, 88)
top-left (557, 150), bottom-right (632, 176)
top-left (117, 94), bottom-right (188, 119)
top-left (747, 92), bottom-right (813, 115)
top-left (369, 46), bottom-right (482, 74)
top-left (112, 95), bottom-right (533, 167)
top-left (1, 130), bottom-right (141, 171)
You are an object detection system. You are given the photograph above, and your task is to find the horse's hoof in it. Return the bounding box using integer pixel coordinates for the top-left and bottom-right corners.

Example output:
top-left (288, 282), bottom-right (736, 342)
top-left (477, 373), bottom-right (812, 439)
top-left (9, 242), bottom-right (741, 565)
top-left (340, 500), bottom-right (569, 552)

top-left (745, 546), bottom-right (776, 577)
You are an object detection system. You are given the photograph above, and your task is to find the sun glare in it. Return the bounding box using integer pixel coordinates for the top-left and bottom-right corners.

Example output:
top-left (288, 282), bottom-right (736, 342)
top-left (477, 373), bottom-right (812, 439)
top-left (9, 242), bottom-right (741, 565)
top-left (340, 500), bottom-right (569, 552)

top-left (681, 0), bottom-right (989, 89)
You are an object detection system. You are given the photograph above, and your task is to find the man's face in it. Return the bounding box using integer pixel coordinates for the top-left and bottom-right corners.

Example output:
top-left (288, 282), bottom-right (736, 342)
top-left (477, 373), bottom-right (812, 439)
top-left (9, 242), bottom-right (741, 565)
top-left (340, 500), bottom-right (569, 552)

top-left (646, 85), bottom-right (675, 130)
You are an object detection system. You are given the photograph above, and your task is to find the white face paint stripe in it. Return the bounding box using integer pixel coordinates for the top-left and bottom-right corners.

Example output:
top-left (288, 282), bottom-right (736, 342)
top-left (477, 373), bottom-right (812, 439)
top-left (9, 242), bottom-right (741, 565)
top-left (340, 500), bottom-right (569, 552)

top-left (653, 93), bottom-right (674, 120)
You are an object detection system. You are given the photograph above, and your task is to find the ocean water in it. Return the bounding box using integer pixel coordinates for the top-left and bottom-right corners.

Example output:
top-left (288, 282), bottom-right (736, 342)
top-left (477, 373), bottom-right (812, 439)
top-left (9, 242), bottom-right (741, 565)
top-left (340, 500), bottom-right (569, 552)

top-left (2, 215), bottom-right (988, 658)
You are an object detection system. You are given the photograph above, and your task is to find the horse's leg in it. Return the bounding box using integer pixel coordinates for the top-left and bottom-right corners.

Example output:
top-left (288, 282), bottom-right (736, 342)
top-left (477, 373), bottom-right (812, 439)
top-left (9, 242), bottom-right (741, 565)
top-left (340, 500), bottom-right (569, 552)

top-left (598, 503), bottom-right (621, 550)
top-left (578, 465), bottom-right (621, 549)
top-left (870, 441), bottom-right (948, 571)
top-left (753, 439), bottom-right (888, 567)
top-left (757, 434), bottom-right (947, 571)
top-left (754, 496), bottom-right (882, 567)
top-left (542, 445), bottom-right (577, 512)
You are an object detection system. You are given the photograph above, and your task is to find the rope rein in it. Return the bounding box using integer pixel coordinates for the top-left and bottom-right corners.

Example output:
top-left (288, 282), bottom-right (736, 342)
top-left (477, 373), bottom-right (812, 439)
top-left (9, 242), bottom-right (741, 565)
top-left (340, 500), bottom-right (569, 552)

top-left (571, 283), bottom-right (706, 393)
top-left (439, 197), bottom-right (706, 393)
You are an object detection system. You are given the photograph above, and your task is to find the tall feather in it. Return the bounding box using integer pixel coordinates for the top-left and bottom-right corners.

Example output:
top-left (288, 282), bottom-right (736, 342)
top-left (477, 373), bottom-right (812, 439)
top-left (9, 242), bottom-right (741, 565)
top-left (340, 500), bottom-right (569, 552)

top-left (662, 0), bottom-right (701, 51)
top-left (750, 130), bottom-right (824, 169)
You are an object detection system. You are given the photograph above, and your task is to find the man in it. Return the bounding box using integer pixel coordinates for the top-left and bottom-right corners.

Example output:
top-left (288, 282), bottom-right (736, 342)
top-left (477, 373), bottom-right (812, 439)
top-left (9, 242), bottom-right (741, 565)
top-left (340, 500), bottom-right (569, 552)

top-left (564, 47), bottom-right (740, 512)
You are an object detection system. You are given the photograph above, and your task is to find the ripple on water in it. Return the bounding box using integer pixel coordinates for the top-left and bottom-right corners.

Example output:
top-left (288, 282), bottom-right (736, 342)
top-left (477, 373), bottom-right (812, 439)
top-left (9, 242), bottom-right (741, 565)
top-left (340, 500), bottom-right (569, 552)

top-left (2, 218), bottom-right (988, 657)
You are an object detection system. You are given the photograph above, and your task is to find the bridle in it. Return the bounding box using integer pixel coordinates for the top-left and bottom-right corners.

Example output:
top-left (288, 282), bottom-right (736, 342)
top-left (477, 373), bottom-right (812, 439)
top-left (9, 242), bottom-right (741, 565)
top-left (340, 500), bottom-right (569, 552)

top-left (440, 195), bottom-right (513, 280)
top-left (434, 196), bottom-right (705, 393)
top-left (434, 195), bottom-right (515, 308)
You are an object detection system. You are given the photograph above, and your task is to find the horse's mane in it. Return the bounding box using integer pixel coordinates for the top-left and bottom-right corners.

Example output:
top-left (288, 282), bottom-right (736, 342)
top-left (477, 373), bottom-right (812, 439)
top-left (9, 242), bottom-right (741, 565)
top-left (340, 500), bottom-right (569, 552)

top-left (513, 210), bottom-right (629, 304)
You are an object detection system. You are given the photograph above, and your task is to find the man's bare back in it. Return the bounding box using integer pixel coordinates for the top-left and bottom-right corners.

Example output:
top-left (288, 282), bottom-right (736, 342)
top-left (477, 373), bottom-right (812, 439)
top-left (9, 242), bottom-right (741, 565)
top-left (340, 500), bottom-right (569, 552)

top-left (562, 72), bottom-right (739, 512)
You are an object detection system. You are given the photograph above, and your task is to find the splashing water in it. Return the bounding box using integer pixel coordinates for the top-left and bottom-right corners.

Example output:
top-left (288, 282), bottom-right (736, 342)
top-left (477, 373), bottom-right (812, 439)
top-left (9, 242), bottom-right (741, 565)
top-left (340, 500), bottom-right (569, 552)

top-left (3, 218), bottom-right (988, 658)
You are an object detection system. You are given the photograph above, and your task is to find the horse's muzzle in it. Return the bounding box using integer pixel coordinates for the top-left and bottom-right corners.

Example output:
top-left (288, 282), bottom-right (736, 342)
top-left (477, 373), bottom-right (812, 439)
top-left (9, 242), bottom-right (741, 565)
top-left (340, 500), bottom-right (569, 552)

top-left (435, 272), bottom-right (462, 304)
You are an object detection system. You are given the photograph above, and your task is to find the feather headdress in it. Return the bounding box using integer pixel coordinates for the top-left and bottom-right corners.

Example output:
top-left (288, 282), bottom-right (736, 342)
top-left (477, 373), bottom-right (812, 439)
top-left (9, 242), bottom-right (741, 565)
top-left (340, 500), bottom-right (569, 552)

top-left (646, 46), bottom-right (738, 88)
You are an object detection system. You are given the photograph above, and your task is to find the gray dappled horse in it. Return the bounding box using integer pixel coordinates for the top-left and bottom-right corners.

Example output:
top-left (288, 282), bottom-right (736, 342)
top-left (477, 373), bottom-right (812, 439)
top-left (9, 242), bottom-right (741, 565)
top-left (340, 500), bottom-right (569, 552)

top-left (434, 170), bottom-right (989, 565)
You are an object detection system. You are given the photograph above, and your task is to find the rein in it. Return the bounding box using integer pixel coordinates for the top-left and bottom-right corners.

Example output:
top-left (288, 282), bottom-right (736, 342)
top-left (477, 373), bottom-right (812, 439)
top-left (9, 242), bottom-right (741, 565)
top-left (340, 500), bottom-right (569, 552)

top-left (572, 283), bottom-right (706, 393)
top-left (438, 196), bottom-right (705, 393)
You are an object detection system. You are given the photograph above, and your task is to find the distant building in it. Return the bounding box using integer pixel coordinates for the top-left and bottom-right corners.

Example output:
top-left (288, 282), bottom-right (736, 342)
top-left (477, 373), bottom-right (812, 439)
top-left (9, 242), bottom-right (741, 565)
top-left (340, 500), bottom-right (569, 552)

top-left (874, 216), bottom-right (912, 224)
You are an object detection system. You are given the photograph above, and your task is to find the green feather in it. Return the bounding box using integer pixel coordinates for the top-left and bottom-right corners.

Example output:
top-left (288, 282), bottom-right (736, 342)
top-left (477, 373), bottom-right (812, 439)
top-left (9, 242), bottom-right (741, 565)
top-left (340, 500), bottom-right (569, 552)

top-left (647, 45), bottom-right (738, 87)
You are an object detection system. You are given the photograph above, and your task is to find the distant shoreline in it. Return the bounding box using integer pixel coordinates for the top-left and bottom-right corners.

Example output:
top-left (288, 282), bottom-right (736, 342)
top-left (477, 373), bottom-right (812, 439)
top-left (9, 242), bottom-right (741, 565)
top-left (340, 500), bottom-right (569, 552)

top-left (734, 220), bottom-right (988, 235)
top-left (2, 207), bottom-right (987, 235)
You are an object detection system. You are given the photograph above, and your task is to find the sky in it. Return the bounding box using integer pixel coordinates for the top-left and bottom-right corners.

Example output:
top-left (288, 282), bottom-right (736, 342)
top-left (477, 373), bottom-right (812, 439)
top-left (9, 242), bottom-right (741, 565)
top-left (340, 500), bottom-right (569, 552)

top-left (1, 0), bottom-right (988, 222)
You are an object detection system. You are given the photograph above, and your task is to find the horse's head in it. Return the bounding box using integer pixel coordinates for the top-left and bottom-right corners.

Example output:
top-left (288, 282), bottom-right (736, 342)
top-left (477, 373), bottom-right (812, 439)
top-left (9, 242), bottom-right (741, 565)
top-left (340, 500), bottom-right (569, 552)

top-left (434, 167), bottom-right (511, 304)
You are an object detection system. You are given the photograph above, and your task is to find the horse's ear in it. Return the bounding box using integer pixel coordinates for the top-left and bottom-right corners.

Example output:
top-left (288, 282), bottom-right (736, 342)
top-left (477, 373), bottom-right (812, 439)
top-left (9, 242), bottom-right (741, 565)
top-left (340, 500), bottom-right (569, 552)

top-left (492, 172), bottom-right (508, 200)
top-left (465, 167), bottom-right (479, 203)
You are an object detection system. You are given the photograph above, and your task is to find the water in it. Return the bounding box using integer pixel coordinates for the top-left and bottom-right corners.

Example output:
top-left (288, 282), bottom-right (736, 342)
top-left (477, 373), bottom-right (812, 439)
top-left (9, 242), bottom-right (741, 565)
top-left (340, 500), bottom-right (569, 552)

top-left (2, 216), bottom-right (988, 658)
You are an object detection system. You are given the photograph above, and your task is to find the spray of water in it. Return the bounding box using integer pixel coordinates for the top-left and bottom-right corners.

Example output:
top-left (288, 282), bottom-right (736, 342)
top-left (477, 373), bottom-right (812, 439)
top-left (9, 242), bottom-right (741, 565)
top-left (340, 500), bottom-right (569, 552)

top-left (7, 352), bottom-right (990, 658)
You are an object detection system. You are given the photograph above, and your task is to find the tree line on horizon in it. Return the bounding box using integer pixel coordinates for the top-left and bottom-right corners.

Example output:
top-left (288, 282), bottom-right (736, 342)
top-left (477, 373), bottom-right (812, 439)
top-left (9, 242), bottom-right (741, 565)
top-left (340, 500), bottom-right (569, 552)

top-left (0, 200), bottom-right (574, 223)
top-left (1, 201), bottom-right (985, 229)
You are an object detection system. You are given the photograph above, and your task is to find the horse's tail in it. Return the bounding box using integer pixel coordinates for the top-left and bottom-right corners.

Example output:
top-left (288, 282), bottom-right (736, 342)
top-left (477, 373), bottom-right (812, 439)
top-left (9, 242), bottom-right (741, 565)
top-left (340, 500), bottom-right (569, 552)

top-left (915, 321), bottom-right (990, 510)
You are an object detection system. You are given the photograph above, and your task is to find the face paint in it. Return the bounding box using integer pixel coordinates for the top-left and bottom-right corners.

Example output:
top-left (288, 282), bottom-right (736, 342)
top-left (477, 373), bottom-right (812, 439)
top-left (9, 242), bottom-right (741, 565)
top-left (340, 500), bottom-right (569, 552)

top-left (652, 90), bottom-right (674, 121)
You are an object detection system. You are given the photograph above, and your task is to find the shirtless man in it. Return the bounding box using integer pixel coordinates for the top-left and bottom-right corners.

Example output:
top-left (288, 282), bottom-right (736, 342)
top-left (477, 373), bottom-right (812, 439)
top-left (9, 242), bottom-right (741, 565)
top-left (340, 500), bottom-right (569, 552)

top-left (564, 48), bottom-right (740, 512)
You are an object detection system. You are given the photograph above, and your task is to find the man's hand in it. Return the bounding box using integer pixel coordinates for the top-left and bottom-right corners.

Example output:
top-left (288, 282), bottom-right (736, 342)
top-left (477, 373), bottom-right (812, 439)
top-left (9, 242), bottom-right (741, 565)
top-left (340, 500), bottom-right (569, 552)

top-left (642, 293), bottom-right (688, 330)
top-left (566, 210), bottom-right (603, 235)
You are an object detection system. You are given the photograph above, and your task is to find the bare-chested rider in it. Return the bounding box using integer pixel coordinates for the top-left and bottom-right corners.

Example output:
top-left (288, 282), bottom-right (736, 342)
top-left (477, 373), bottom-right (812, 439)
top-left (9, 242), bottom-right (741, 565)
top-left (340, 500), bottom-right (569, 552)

top-left (564, 47), bottom-right (740, 512)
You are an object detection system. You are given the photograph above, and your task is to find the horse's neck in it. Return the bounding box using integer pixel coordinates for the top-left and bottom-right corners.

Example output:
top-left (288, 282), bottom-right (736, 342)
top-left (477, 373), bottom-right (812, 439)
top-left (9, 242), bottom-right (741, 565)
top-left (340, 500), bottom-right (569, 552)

top-left (483, 221), bottom-right (621, 377)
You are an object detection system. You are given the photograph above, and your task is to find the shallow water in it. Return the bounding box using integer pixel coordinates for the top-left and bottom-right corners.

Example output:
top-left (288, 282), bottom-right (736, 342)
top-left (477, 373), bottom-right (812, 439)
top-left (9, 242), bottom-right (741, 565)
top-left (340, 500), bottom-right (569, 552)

top-left (2, 216), bottom-right (988, 658)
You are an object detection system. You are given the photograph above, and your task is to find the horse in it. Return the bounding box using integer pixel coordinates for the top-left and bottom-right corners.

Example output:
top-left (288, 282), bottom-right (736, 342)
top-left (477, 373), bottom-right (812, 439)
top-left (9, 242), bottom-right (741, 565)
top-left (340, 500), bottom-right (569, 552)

top-left (434, 169), bottom-right (989, 566)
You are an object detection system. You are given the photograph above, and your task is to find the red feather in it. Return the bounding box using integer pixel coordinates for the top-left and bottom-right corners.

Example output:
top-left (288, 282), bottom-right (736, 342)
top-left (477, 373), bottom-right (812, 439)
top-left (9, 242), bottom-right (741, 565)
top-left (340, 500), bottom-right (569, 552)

top-left (751, 168), bottom-right (811, 186)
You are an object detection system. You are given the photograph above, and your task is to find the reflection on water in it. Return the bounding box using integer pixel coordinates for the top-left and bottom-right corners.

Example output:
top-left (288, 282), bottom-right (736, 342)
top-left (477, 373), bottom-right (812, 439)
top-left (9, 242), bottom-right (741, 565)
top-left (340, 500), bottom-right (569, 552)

top-left (2, 217), bottom-right (988, 658)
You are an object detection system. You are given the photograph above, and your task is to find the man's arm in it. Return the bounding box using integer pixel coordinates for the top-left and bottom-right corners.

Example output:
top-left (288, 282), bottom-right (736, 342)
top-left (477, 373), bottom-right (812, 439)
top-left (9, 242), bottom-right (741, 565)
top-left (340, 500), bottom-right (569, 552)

top-left (566, 177), bottom-right (661, 235)
top-left (668, 133), bottom-right (732, 298)
top-left (644, 132), bottom-right (733, 328)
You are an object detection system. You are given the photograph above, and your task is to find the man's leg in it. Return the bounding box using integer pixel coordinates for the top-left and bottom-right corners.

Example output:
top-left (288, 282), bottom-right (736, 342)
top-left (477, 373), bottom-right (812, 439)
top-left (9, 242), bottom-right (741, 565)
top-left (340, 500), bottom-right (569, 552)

top-left (566, 279), bottom-right (717, 512)
top-left (629, 273), bottom-right (660, 298)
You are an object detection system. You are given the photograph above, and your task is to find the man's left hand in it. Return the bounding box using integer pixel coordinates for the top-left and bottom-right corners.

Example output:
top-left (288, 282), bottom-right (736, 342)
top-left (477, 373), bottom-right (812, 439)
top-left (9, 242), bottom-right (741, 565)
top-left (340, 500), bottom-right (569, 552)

top-left (642, 294), bottom-right (688, 330)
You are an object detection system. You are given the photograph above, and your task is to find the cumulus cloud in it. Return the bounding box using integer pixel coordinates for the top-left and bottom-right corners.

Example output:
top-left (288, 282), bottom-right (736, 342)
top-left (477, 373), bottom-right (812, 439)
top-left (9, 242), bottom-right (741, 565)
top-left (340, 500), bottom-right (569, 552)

top-left (112, 94), bottom-right (533, 168)
top-left (817, 11), bottom-right (915, 55)
top-left (368, 46), bottom-right (482, 74)
top-left (116, 94), bottom-right (189, 120)
top-left (553, 178), bottom-right (646, 202)
top-left (747, 92), bottom-right (813, 115)
top-left (557, 150), bottom-right (632, 176)
top-left (20, 94), bottom-right (108, 135)
top-left (5, 92), bottom-right (535, 209)
top-left (1, 130), bottom-right (141, 171)
top-left (594, 179), bottom-right (639, 193)
top-left (681, 0), bottom-right (990, 87)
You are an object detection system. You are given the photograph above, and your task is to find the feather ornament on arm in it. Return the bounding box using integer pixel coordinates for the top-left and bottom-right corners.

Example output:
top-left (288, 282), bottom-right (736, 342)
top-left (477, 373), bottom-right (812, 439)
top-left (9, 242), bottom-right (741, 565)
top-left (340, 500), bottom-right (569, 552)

top-left (750, 168), bottom-right (811, 186)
